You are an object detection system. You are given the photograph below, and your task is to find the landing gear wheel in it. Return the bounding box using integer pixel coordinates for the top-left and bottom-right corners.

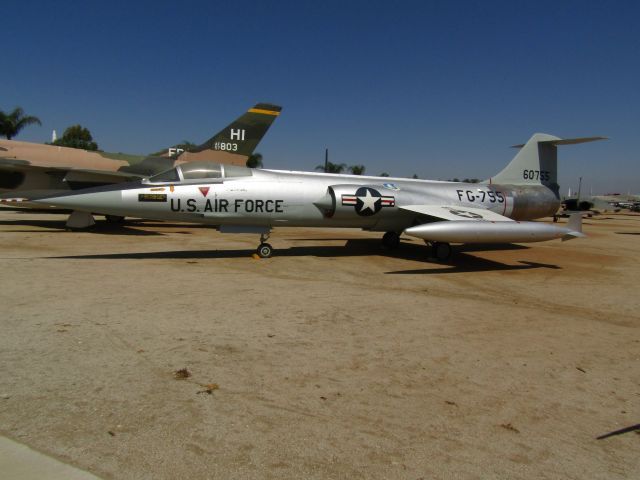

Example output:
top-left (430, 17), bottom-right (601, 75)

top-left (105, 215), bottom-right (125, 224)
top-left (432, 242), bottom-right (452, 261)
top-left (382, 231), bottom-right (401, 249)
top-left (257, 243), bottom-right (273, 258)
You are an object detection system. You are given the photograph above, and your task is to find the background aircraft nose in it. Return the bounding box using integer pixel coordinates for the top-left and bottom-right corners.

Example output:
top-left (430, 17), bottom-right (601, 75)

top-left (35, 190), bottom-right (123, 210)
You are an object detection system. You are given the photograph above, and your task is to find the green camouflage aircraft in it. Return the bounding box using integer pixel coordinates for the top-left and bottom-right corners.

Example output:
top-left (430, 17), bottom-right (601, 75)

top-left (0, 102), bottom-right (281, 224)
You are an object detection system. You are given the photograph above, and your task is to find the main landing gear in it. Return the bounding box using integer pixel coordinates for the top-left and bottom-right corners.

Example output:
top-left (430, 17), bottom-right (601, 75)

top-left (256, 232), bottom-right (273, 258)
top-left (382, 231), bottom-right (401, 249)
top-left (383, 231), bottom-right (452, 261)
top-left (430, 241), bottom-right (452, 261)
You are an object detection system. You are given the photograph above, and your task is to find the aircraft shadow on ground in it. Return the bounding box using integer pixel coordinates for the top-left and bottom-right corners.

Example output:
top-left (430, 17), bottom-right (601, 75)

top-left (0, 219), bottom-right (69, 230)
top-left (385, 259), bottom-right (560, 274)
top-left (291, 238), bottom-right (529, 253)
top-left (51, 240), bottom-right (424, 261)
top-left (47, 239), bottom-right (557, 273)
top-left (0, 219), bottom-right (166, 236)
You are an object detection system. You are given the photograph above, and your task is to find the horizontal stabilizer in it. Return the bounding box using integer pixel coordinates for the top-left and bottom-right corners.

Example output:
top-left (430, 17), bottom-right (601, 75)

top-left (511, 136), bottom-right (608, 148)
top-left (399, 204), bottom-right (513, 222)
top-left (492, 133), bottom-right (607, 186)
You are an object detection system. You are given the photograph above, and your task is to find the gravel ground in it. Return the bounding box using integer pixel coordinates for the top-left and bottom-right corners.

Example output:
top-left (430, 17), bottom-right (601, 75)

top-left (0, 209), bottom-right (638, 479)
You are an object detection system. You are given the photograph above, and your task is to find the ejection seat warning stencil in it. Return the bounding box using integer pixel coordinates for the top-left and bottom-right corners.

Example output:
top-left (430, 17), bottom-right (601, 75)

top-left (138, 194), bottom-right (167, 202)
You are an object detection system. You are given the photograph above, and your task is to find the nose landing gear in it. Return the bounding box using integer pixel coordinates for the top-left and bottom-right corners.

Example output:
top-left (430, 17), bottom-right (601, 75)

top-left (257, 232), bottom-right (273, 258)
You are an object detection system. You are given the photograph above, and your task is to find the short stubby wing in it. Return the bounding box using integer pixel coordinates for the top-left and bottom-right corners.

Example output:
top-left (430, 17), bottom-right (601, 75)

top-left (399, 204), bottom-right (514, 222)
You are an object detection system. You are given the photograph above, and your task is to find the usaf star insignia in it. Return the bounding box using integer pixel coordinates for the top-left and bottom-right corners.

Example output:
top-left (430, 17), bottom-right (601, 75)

top-left (342, 187), bottom-right (395, 216)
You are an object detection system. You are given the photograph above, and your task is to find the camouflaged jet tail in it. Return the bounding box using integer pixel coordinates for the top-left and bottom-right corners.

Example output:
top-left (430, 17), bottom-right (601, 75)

top-left (489, 133), bottom-right (606, 188)
top-left (191, 103), bottom-right (282, 156)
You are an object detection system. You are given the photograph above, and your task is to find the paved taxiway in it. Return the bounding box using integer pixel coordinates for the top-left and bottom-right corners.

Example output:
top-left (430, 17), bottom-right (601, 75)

top-left (0, 209), bottom-right (638, 479)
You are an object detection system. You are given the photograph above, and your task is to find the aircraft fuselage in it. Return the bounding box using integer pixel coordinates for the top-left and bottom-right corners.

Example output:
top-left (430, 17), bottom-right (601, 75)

top-left (49, 169), bottom-right (560, 232)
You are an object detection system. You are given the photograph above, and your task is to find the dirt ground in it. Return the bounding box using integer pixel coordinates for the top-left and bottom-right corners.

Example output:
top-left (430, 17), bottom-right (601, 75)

top-left (0, 208), bottom-right (638, 479)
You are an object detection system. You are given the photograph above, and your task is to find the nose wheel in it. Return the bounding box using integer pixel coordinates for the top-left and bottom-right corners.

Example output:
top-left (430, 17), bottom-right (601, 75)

top-left (257, 243), bottom-right (273, 258)
top-left (256, 232), bottom-right (273, 258)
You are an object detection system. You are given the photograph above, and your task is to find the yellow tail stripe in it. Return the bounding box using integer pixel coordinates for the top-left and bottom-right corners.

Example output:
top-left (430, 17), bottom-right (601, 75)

top-left (248, 108), bottom-right (280, 116)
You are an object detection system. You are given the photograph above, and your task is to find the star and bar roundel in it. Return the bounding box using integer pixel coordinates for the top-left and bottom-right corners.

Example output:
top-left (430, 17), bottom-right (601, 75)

top-left (341, 187), bottom-right (395, 216)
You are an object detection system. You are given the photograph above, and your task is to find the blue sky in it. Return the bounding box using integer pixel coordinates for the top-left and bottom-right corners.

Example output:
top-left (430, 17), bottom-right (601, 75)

top-left (3, 0), bottom-right (639, 193)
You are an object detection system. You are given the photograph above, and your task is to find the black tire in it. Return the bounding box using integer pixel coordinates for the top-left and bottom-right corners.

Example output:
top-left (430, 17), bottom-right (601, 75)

top-left (257, 243), bottom-right (273, 258)
top-left (105, 215), bottom-right (125, 224)
top-left (382, 231), bottom-right (400, 249)
top-left (433, 242), bottom-right (452, 261)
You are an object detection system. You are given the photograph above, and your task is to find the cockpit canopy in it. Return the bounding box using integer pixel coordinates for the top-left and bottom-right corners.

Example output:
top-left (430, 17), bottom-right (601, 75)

top-left (144, 162), bottom-right (252, 184)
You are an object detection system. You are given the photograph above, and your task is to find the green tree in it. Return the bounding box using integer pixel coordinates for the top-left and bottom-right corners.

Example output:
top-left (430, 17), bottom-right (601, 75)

top-left (0, 107), bottom-right (42, 140)
top-left (348, 165), bottom-right (366, 175)
top-left (463, 178), bottom-right (480, 183)
top-left (379, 172), bottom-right (390, 177)
top-left (52, 124), bottom-right (98, 151)
top-left (246, 153), bottom-right (263, 168)
top-left (316, 161), bottom-right (347, 173)
top-left (412, 174), bottom-right (419, 179)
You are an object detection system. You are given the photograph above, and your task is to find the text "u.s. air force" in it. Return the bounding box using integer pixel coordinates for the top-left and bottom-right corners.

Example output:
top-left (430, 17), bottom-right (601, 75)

top-left (170, 198), bottom-right (284, 213)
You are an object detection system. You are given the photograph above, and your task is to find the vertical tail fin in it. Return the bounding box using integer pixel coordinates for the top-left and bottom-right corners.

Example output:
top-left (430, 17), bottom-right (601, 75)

top-left (192, 103), bottom-right (282, 157)
top-left (488, 133), bottom-right (606, 190)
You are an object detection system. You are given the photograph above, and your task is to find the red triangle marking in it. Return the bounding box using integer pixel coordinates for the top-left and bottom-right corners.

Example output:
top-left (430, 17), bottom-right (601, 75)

top-left (199, 187), bottom-right (210, 197)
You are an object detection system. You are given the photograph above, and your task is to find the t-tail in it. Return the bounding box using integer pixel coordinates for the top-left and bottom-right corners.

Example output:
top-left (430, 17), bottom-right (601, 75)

top-left (191, 103), bottom-right (282, 157)
top-left (488, 133), bottom-right (607, 193)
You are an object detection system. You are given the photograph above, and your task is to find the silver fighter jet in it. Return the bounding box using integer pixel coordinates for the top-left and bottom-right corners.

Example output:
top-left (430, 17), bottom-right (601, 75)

top-left (32, 133), bottom-right (605, 260)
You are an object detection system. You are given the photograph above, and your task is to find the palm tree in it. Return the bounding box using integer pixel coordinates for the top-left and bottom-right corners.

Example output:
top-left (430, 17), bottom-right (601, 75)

top-left (0, 107), bottom-right (42, 140)
top-left (246, 153), bottom-right (263, 168)
top-left (348, 165), bottom-right (366, 175)
top-left (315, 161), bottom-right (347, 173)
